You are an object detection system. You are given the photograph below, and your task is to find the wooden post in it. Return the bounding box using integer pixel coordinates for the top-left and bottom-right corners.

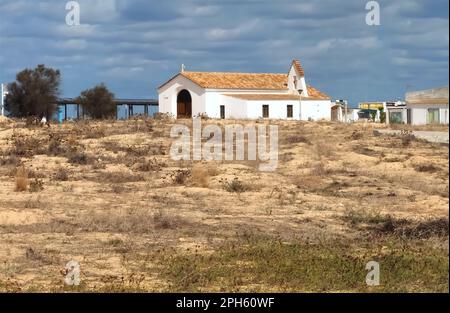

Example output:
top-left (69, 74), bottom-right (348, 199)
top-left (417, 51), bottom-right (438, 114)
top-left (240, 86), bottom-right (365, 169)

top-left (77, 104), bottom-right (80, 120)
top-left (64, 104), bottom-right (67, 121)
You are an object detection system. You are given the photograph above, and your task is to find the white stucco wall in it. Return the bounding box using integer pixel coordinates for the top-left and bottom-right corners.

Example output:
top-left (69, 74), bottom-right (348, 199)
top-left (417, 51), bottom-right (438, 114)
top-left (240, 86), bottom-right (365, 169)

top-left (246, 100), bottom-right (300, 119)
top-left (300, 100), bottom-right (332, 121)
top-left (220, 95), bottom-right (248, 119)
top-left (441, 108), bottom-right (449, 124)
top-left (408, 105), bottom-right (449, 125)
top-left (411, 108), bottom-right (427, 125)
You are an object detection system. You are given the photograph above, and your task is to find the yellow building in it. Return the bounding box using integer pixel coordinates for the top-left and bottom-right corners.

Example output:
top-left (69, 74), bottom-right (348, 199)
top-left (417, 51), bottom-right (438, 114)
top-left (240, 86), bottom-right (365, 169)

top-left (358, 102), bottom-right (385, 110)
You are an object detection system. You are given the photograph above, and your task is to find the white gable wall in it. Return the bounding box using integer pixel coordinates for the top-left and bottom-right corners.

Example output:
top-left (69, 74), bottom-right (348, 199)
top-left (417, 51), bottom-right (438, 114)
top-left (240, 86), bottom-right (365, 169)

top-left (287, 65), bottom-right (308, 96)
top-left (158, 75), bottom-right (206, 117)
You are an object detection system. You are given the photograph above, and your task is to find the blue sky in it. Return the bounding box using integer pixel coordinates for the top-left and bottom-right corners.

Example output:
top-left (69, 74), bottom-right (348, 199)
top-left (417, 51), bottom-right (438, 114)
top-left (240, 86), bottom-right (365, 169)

top-left (0, 0), bottom-right (448, 106)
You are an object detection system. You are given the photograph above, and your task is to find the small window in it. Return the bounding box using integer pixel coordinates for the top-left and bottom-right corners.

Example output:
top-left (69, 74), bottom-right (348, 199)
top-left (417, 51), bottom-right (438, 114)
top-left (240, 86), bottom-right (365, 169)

top-left (220, 105), bottom-right (225, 119)
top-left (389, 111), bottom-right (403, 124)
top-left (427, 109), bottom-right (440, 124)
top-left (287, 105), bottom-right (293, 118)
top-left (262, 105), bottom-right (269, 118)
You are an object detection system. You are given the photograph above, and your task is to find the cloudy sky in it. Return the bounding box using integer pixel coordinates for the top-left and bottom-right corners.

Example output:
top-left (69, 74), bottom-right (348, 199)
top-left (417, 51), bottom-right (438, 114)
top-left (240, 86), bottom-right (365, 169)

top-left (0, 0), bottom-right (448, 105)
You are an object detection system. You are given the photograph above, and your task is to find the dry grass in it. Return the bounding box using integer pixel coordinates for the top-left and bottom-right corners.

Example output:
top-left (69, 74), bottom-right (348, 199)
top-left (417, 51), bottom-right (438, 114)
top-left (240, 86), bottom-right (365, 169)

top-left (153, 209), bottom-right (186, 230)
top-left (54, 168), bottom-right (69, 181)
top-left (170, 169), bottom-right (191, 185)
top-left (29, 178), bottom-right (44, 193)
top-left (191, 163), bottom-right (219, 187)
top-left (15, 166), bottom-right (28, 192)
top-left (191, 165), bottom-right (209, 187)
top-left (0, 118), bottom-right (448, 292)
top-left (388, 123), bottom-right (449, 132)
top-left (94, 171), bottom-right (145, 184)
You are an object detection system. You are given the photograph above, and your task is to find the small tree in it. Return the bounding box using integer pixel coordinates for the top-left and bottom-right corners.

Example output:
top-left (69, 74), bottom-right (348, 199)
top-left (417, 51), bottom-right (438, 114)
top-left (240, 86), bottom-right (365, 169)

top-left (77, 84), bottom-right (115, 119)
top-left (370, 110), bottom-right (377, 122)
top-left (378, 107), bottom-right (386, 124)
top-left (5, 65), bottom-right (61, 120)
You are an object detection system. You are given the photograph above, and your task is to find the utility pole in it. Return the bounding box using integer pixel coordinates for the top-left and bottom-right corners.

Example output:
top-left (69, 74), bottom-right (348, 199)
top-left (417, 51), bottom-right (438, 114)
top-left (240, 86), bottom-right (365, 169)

top-left (298, 88), bottom-right (303, 121)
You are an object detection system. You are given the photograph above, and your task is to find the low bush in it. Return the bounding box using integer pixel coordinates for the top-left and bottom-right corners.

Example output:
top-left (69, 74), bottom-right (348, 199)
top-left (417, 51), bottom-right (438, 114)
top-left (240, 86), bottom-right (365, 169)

top-left (220, 177), bottom-right (249, 193)
top-left (54, 168), bottom-right (69, 181)
top-left (29, 178), bottom-right (44, 193)
top-left (67, 152), bottom-right (89, 165)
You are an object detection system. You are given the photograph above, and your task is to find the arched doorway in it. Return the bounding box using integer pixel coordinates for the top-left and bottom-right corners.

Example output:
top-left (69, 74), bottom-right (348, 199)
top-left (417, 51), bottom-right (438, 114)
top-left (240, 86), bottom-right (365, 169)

top-left (177, 89), bottom-right (192, 118)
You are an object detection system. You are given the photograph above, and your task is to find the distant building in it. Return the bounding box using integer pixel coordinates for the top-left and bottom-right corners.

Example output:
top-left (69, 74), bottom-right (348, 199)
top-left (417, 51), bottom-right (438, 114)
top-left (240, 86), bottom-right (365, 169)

top-left (158, 60), bottom-right (332, 120)
top-left (358, 102), bottom-right (386, 122)
top-left (358, 102), bottom-right (385, 110)
top-left (385, 101), bottom-right (407, 124)
top-left (345, 108), bottom-right (361, 123)
top-left (331, 100), bottom-right (345, 122)
top-left (358, 101), bottom-right (408, 124)
top-left (405, 86), bottom-right (449, 125)
top-left (1, 83), bottom-right (8, 116)
top-left (331, 100), bottom-right (360, 123)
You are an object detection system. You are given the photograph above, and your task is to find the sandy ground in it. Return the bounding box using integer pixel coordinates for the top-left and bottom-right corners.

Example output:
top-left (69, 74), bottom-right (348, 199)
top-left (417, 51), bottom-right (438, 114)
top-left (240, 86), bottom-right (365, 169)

top-left (0, 117), bottom-right (448, 292)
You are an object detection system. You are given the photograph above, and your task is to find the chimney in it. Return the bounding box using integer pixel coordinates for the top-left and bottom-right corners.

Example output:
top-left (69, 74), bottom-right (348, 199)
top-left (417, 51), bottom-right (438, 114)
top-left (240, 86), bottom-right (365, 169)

top-left (181, 64), bottom-right (186, 73)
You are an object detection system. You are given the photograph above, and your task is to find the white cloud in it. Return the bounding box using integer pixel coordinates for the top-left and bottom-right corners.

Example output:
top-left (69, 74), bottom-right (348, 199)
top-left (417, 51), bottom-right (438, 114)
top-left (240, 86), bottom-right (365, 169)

top-left (53, 39), bottom-right (88, 50)
top-left (0, 0), bottom-right (447, 102)
top-left (205, 19), bottom-right (262, 41)
top-left (102, 66), bottom-right (144, 78)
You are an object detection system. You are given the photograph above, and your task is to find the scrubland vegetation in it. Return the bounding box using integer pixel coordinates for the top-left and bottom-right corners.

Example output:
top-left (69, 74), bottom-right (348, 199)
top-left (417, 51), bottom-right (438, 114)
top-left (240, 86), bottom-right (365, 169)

top-left (0, 116), bottom-right (448, 292)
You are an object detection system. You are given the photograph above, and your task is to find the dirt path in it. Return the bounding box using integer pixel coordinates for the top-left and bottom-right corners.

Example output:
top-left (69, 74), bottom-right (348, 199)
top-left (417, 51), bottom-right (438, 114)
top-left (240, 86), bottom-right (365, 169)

top-left (374, 129), bottom-right (449, 144)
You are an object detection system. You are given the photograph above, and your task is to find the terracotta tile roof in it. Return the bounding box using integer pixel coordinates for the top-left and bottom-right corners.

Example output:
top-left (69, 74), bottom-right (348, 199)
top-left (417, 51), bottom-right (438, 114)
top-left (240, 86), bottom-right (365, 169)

top-left (292, 60), bottom-right (305, 77)
top-left (158, 60), bottom-right (330, 100)
top-left (223, 85), bottom-right (330, 101)
top-left (305, 85), bottom-right (330, 100)
top-left (180, 71), bottom-right (288, 90)
top-left (222, 94), bottom-right (301, 100)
